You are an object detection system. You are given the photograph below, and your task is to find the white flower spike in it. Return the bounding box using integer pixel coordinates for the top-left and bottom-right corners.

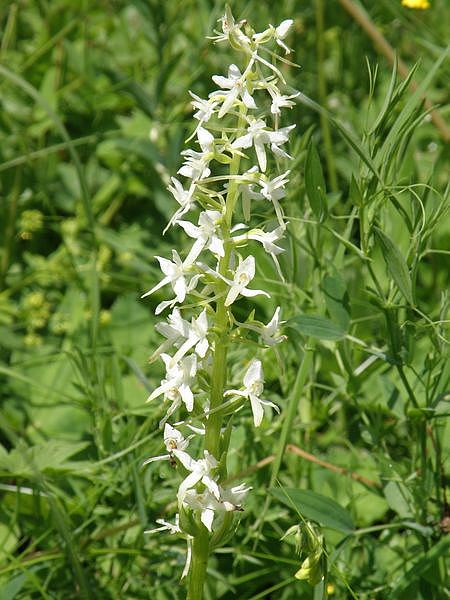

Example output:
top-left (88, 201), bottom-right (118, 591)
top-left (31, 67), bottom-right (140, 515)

top-left (141, 6), bottom-right (296, 583)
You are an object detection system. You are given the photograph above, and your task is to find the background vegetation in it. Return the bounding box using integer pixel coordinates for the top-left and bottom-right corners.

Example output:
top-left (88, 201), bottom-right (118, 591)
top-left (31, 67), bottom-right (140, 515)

top-left (0, 0), bottom-right (448, 598)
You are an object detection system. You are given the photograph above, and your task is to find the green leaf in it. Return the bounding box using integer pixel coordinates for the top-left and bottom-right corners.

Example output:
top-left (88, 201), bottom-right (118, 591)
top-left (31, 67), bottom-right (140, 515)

top-left (271, 488), bottom-right (354, 533)
top-left (383, 480), bottom-right (413, 518)
top-left (377, 48), bottom-right (448, 173)
top-left (390, 536), bottom-right (450, 598)
top-left (305, 141), bottom-right (327, 221)
top-left (0, 573), bottom-right (27, 600)
top-left (0, 441), bottom-right (90, 477)
top-left (374, 227), bottom-right (414, 305)
top-left (349, 175), bottom-right (363, 207)
top-left (286, 315), bottom-right (346, 341)
top-left (321, 274), bottom-right (350, 331)
top-left (295, 91), bottom-right (382, 182)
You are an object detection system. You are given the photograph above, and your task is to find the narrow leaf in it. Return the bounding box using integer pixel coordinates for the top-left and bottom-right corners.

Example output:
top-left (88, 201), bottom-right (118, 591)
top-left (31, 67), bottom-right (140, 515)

top-left (271, 488), bottom-right (354, 533)
top-left (305, 141), bottom-right (327, 221)
top-left (390, 537), bottom-right (450, 598)
top-left (374, 227), bottom-right (414, 305)
top-left (286, 315), bottom-right (346, 341)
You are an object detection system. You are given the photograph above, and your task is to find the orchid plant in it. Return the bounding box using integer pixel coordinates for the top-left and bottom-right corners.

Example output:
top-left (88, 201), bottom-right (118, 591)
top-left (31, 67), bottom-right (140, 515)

top-left (142, 8), bottom-right (297, 598)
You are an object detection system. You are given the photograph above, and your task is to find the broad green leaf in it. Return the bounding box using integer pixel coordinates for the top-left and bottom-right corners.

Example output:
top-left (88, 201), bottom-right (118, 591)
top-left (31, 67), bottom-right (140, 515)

top-left (271, 488), bottom-right (354, 533)
top-left (321, 274), bottom-right (350, 331)
top-left (383, 480), bottom-right (413, 518)
top-left (286, 315), bottom-right (346, 341)
top-left (374, 227), bottom-right (414, 304)
top-left (0, 573), bottom-right (27, 600)
top-left (0, 441), bottom-right (90, 477)
top-left (434, 398), bottom-right (450, 417)
top-left (305, 141), bottom-right (327, 221)
top-left (105, 137), bottom-right (160, 165)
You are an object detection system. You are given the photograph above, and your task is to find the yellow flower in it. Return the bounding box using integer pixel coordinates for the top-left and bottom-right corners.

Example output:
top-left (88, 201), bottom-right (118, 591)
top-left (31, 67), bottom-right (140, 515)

top-left (401, 0), bottom-right (430, 9)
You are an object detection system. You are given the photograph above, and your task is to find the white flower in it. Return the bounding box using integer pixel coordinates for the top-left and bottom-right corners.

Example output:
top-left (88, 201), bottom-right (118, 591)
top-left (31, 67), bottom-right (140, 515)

top-left (189, 92), bottom-right (218, 123)
top-left (166, 177), bottom-right (196, 230)
top-left (210, 6), bottom-right (251, 49)
top-left (147, 353), bottom-right (197, 418)
top-left (144, 514), bottom-right (193, 580)
top-left (211, 63), bottom-right (257, 119)
top-left (182, 489), bottom-right (217, 532)
top-left (231, 225), bottom-right (285, 276)
top-left (178, 210), bottom-right (224, 264)
top-left (172, 308), bottom-right (210, 363)
top-left (253, 19), bottom-right (294, 55)
top-left (236, 306), bottom-right (286, 347)
top-left (274, 19), bottom-right (294, 54)
top-left (234, 225), bottom-right (285, 256)
top-left (154, 308), bottom-right (209, 363)
top-left (268, 88), bottom-right (299, 115)
top-left (260, 307), bottom-right (286, 346)
top-left (232, 118), bottom-right (294, 172)
top-left (224, 359), bottom-right (278, 427)
top-left (224, 255), bottom-right (270, 307)
top-left (142, 424), bottom-right (189, 465)
top-left (174, 450), bottom-right (220, 506)
top-left (182, 482), bottom-right (251, 532)
top-left (258, 170), bottom-right (291, 227)
top-left (150, 308), bottom-right (190, 360)
top-left (144, 513), bottom-right (181, 535)
top-left (155, 308), bottom-right (190, 345)
top-left (142, 250), bottom-right (193, 303)
top-left (164, 423), bottom-right (189, 449)
top-left (178, 127), bottom-right (215, 181)
top-left (221, 483), bottom-right (251, 512)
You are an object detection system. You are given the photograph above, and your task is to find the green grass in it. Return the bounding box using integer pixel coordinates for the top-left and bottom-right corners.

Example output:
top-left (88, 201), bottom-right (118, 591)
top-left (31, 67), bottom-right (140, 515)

top-left (0, 0), bottom-right (449, 598)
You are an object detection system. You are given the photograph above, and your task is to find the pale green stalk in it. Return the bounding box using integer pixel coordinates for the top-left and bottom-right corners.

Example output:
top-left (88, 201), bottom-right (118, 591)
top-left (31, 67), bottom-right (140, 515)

top-left (187, 524), bottom-right (210, 600)
top-left (188, 106), bottom-right (247, 599)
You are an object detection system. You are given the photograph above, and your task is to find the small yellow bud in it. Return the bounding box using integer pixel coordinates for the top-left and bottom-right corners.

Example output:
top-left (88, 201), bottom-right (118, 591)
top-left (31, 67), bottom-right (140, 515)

top-left (19, 210), bottom-right (44, 237)
top-left (24, 333), bottom-right (42, 347)
top-left (401, 0), bottom-right (430, 9)
top-left (24, 291), bottom-right (45, 309)
top-left (100, 309), bottom-right (111, 325)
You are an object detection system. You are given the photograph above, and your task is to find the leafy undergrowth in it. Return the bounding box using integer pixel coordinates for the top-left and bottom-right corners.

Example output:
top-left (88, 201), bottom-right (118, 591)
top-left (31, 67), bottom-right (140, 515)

top-left (0, 1), bottom-right (448, 598)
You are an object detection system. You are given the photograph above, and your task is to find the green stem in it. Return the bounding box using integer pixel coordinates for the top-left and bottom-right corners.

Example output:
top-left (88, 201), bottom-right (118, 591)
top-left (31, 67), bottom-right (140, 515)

top-left (0, 167), bottom-right (21, 292)
top-left (204, 107), bottom-right (246, 458)
top-left (187, 525), bottom-right (210, 600)
top-left (384, 307), bottom-right (419, 409)
top-left (190, 105), bottom-right (247, 598)
top-left (315, 0), bottom-right (338, 193)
